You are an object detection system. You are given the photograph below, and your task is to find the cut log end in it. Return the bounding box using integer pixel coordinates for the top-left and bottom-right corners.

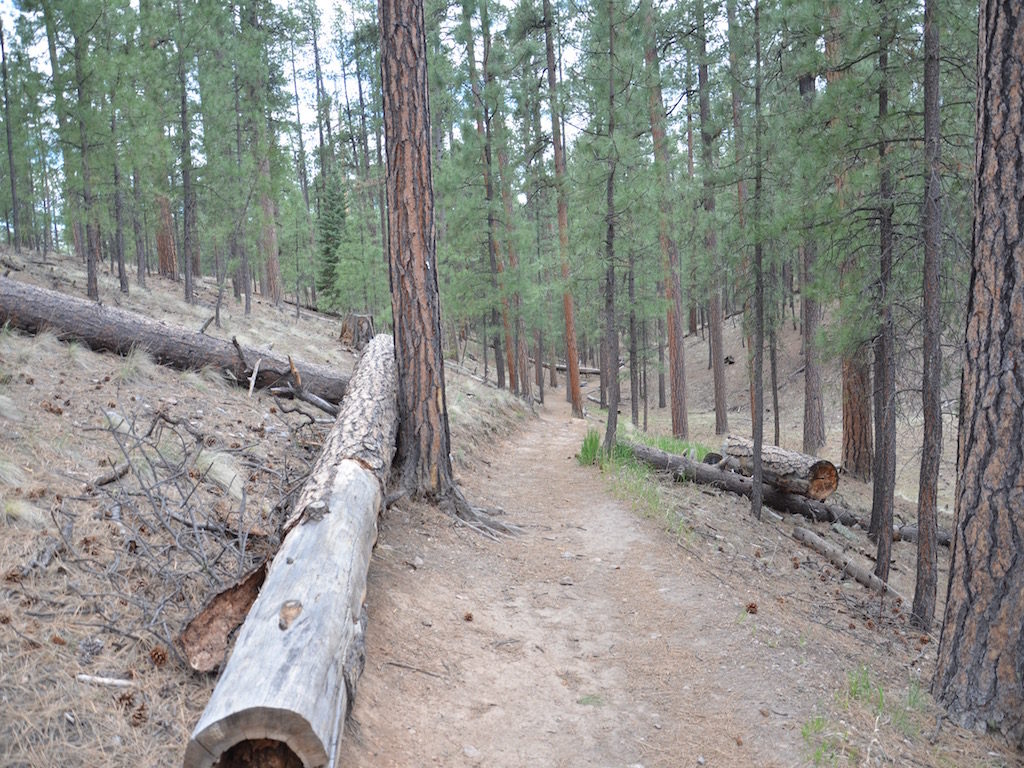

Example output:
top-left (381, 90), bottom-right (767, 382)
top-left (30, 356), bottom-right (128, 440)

top-left (184, 707), bottom-right (327, 768)
top-left (807, 460), bottom-right (840, 502)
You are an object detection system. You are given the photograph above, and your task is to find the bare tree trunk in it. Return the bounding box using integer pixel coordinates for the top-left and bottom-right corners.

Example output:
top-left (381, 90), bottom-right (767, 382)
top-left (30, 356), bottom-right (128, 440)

top-left (912, 0), bottom-right (941, 633)
top-left (602, 0), bottom-right (619, 454)
top-left (933, 1), bottom-right (1024, 745)
top-left (798, 73), bottom-right (824, 455)
top-left (177, 0), bottom-right (195, 305)
top-left (380, 0), bottom-right (452, 495)
top-left (644, 0), bottom-right (687, 438)
top-left (870, 22), bottom-right (895, 584)
top-left (628, 251), bottom-right (639, 428)
top-left (750, 0), bottom-right (764, 520)
top-left (697, 0), bottom-right (727, 435)
top-left (0, 17), bottom-right (18, 252)
top-left (543, 0), bottom-right (583, 418)
top-left (131, 168), bottom-right (146, 288)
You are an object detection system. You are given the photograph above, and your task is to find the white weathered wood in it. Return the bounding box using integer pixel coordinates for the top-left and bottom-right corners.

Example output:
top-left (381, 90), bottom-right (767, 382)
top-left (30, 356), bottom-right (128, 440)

top-left (184, 335), bottom-right (397, 768)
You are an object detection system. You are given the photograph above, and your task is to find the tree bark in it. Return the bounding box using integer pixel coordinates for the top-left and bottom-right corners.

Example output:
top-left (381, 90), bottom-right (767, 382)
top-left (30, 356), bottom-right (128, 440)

top-left (380, 0), bottom-right (453, 495)
top-left (697, 0), bottom-right (727, 435)
top-left (933, 0), bottom-right (1024, 747)
top-left (602, 0), bottom-right (619, 454)
top-left (792, 526), bottom-right (905, 603)
top-left (644, 0), bottom-right (687, 439)
top-left (722, 435), bottom-right (838, 501)
top-left (750, 0), bottom-right (765, 519)
top-left (841, 349), bottom-right (873, 480)
top-left (543, 0), bottom-right (584, 419)
top-left (912, 0), bottom-right (941, 633)
top-left (184, 335), bottom-right (396, 768)
top-left (870, 21), bottom-right (896, 585)
top-left (72, 31), bottom-right (98, 301)
top-left (0, 278), bottom-right (349, 404)
top-left (1, 17), bottom-right (18, 252)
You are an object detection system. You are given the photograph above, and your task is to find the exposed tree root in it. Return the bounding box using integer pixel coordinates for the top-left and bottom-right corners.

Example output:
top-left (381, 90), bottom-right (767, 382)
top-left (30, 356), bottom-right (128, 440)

top-left (441, 486), bottom-right (521, 539)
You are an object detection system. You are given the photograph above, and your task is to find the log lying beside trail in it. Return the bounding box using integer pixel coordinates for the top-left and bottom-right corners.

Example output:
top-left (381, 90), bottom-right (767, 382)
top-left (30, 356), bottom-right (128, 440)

top-left (792, 526), bottom-right (906, 603)
top-left (0, 277), bottom-right (349, 404)
top-left (626, 442), bottom-right (859, 525)
top-left (183, 334), bottom-right (397, 768)
top-left (721, 435), bottom-right (839, 501)
top-left (627, 443), bottom-right (952, 548)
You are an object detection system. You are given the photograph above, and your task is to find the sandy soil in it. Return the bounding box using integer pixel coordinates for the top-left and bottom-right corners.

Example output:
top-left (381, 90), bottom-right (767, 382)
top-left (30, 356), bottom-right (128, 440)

top-left (337, 396), bottom-right (1018, 768)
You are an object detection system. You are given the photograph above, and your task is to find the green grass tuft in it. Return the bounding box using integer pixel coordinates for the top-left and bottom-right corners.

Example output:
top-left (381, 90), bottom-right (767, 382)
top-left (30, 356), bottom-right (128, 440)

top-left (578, 429), bottom-right (601, 466)
top-left (634, 432), bottom-right (713, 462)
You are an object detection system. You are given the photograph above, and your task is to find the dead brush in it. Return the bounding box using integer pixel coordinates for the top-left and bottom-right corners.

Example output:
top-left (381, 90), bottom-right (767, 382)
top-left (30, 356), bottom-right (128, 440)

top-left (43, 405), bottom-right (284, 662)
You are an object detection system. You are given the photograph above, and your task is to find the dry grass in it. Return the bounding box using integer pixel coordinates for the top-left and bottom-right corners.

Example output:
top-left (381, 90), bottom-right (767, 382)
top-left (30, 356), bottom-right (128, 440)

top-left (0, 246), bottom-right (535, 767)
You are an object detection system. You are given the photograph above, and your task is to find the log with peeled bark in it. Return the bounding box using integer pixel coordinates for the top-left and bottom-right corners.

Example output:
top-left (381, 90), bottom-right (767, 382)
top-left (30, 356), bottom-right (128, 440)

top-left (792, 526), bottom-right (905, 602)
top-left (0, 277), bottom-right (349, 404)
top-left (626, 442), bottom-right (858, 525)
top-left (183, 334), bottom-right (396, 768)
top-left (721, 435), bottom-right (838, 500)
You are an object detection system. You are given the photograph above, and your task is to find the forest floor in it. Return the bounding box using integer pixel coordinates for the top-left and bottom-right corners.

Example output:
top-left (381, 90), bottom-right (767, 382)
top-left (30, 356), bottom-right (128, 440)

top-left (0, 247), bottom-right (1020, 767)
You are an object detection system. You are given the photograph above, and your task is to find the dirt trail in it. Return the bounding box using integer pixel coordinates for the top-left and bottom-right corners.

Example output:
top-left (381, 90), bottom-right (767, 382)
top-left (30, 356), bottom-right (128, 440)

top-left (337, 400), bottom-right (818, 768)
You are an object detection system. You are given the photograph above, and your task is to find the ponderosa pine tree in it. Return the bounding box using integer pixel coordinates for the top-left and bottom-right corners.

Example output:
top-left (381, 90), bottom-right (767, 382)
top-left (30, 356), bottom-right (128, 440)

top-left (933, 0), bottom-right (1024, 746)
top-left (912, 0), bottom-right (941, 633)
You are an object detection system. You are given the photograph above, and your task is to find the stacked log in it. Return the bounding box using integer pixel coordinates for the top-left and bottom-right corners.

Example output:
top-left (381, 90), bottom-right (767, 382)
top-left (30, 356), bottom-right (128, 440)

top-left (183, 334), bottom-right (396, 768)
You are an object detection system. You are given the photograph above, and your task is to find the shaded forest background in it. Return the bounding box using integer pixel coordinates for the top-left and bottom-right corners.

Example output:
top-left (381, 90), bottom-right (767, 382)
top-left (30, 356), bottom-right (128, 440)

top-left (0, 0), bottom-right (975, 406)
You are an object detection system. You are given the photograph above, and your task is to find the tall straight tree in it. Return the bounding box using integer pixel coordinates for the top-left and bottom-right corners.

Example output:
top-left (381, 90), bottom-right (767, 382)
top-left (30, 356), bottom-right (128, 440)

top-left (1, 17), bottom-right (19, 252)
top-left (828, 2), bottom-right (872, 481)
top-left (870, 9), bottom-right (896, 582)
top-left (912, 0), bottom-right (941, 632)
top-left (798, 70), bottom-right (824, 456)
top-left (601, 0), bottom-right (619, 454)
top-left (380, 0), bottom-right (451, 496)
top-left (696, 0), bottom-right (727, 435)
top-left (933, 0), bottom-right (1023, 746)
top-left (543, 0), bottom-right (584, 419)
top-left (643, 0), bottom-right (687, 439)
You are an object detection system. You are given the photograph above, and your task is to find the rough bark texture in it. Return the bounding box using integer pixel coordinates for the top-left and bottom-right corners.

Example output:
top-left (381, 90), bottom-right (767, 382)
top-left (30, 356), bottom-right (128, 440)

top-left (841, 349), bottom-right (873, 480)
top-left (798, 73), bottom-right (824, 456)
top-left (543, 0), bottom-right (584, 419)
top-left (870, 26), bottom-right (895, 584)
top-left (184, 335), bottom-right (397, 768)
top-left (380, 0), bottom-right (453, 495)
top-left (1, 17), bottom-right (18, 252)
top-left (722, 436), bottom-right (838, 502)
top-left (0, 278), bottom-right (349, 404)
top-left (644, 0), bottom-right (688, 439)
top-left (912, 0), bottom-right (941, 633)
top-left (602, 0), bottom-right (618, 454)
top-left (697, 0), bottom-right (727, 435)
top-left (156, 194), bottom-right (178, 279)
top-left (933, 0), bottom-right (1024, 747)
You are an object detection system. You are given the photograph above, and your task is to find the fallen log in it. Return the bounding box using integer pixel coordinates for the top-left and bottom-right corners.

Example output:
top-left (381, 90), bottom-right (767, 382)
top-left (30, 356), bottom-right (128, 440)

top-left (894, 524), bottom-right (952, 548)
top-left (626, 442), bottom-right (859, 526)
top-left (183, 334), bottom-right (397, 768)
top-left (792, 526), bottom-right (906, 603)
top-left (721, 435), bottom-right (839, 501)
top-left (0, 277), bottom-right (349, 404)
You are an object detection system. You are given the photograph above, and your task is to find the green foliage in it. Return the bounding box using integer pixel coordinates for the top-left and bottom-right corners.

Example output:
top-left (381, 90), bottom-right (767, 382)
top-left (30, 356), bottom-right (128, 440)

top-left (578, 429), bottom-right (601, 466)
